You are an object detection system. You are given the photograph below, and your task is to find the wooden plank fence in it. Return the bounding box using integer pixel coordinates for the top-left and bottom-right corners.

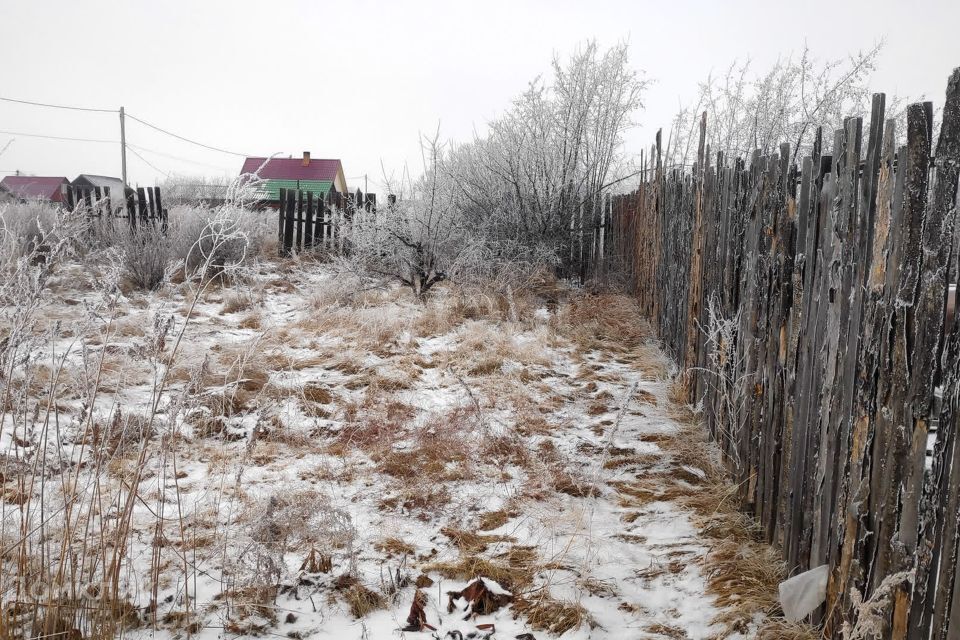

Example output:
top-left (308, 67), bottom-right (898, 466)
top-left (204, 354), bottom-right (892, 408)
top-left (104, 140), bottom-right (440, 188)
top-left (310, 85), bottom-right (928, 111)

top-left (61, 185), bottom-right (168, 230)
top-left (602, 68), bottom-right (960, 637)
top-left (277, 186), bottom-right (378, 256)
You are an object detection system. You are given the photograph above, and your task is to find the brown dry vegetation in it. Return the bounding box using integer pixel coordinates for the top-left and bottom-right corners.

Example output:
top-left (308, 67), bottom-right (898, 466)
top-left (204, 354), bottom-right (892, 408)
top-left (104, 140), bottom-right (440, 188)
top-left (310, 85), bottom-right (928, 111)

top-left (1, 238), bottom-right (795, 640)
top-left (650, 374), bottom-right (817, 638)
top-left (513, 595), bottom-right (594, 635)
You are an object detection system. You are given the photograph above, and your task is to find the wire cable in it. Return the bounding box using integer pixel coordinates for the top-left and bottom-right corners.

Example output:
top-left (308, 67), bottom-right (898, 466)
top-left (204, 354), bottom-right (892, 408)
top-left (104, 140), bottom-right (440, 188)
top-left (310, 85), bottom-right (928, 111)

top-left (0, 95), bottom-right (117, 114)
top-left (0, 129), bottom-right (117, 144)
top-left (124, 112), bottom-right (249, 157)
top-left (127, 144), bottom-right (235, 171)
top-left (126, 146), bottom-right (170, 178)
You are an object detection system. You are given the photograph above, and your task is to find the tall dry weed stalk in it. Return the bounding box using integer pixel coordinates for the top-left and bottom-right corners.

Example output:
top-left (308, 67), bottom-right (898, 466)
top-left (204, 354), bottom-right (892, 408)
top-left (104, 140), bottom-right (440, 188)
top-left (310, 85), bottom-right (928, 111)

top-left (698, 294), bottom-right (746, 470)
top-left (0, 198), bottom-right (263, 640)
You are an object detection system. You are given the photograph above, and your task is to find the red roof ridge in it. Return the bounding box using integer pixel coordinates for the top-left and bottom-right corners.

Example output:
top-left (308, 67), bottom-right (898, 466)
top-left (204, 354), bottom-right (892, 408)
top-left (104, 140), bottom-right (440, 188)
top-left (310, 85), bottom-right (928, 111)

top-left (238, 157), bottom-right (343, 183)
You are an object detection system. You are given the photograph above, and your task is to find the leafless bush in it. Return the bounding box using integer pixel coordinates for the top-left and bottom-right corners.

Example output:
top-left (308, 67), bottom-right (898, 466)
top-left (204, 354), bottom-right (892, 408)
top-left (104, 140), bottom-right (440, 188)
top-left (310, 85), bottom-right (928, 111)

top-left (445, 40), bottom-right (647, 255)
top-left (664, 43), bottom-right (890, 166)
top-left (83, 201), bottom-right (269, 290)
top-left (160, 173), bottom-right (233, 207)
top-left (232, 491), bottom-right (357, 592)
top-left (116, 223), bottom-right (176, 290)
top-left (699, 294), bottom-right (746, 469)
top-left (178, 205), bottom-right (269, 276)
top-left (342, 132), bottom-right (470, 298)
top-left (345, 41), bottom-right (646, 292)
top-left (0, 201), bottom-right (61, 264)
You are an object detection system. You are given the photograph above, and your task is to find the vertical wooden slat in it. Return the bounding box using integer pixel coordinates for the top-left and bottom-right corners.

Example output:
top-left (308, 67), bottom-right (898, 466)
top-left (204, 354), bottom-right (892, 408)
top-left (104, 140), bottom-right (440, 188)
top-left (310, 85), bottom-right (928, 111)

top-left (136, 187), bottom-right (147, 223)
top-left (296, 190), bottom-right (304, 252)
top-left (278, 188), bottom-right (287, 255)
top-left (283, 189), bottom-right (295, 256)
top-left (305, 191), bottom-right (314, 248)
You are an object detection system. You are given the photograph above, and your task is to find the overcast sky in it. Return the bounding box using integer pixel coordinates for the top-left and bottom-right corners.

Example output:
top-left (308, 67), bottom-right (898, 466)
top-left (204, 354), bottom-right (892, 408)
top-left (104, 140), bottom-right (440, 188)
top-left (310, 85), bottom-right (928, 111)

top-left (1, 0), bottom-right (957, 195)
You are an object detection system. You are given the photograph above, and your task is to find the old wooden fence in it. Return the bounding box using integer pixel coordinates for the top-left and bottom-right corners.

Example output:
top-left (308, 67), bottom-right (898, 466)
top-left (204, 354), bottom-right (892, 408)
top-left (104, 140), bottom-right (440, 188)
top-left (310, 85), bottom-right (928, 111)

top-left (62, 185), bottom-right (167, 228)
top-left (605, 69), bottom-right (960, 637)
top-left (277, 187), bottom-right (378, 255)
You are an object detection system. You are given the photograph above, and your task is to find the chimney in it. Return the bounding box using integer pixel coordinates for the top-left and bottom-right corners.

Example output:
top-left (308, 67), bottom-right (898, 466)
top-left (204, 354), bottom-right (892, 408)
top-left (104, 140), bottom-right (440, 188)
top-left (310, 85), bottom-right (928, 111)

top-left (302, 151), bottom-right (311, 166)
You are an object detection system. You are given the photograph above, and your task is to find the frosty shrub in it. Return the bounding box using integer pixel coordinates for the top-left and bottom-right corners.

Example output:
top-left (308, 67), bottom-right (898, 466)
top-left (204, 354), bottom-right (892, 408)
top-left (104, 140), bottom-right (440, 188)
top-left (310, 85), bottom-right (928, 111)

top-left (345, 139), bottom-right (464, 298)
top-left (160, 172), bottom-right (233, 207)
top-left (83, 201), bottom-right (271, 290)
top-left (114, 222), bottom-right (175, 291)
top-left (352, 40), bottom-right (647, 292)
top-left (443, 40), bottom-right (647, 256)
top-left (0, 201), bottom-right (65, 265)
top-left (346, 118), bottom-right (568, 299)
top-left (663, 43), bottom-right (890, 166)
top-left (233, 491), bottom-right (357, 593)
top-left (177, 204), bottom-right (269, 275)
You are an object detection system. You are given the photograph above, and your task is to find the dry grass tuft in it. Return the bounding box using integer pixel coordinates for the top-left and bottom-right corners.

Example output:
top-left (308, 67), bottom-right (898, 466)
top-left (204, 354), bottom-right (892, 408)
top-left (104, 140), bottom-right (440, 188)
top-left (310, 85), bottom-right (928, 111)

top-left (602, 453), bottom-right (659, 470)
top-left (755, 618), bottom-right (819, 639)
top-left (482, 433), bottom-right (533, 467)
top-left (374, 537), bottom-right (415, 557)
top-left (552, 293), bottom-right (653, 354)
top-left (551, 469), bottom-right (601, 498)
top-left (344, 583), bottom-right (386, 619)
top-left (644, 623), bottom-right (689, 638)
top-left (667, 371), bottom-right (694, 409)
top-left (221, 290), bottom-right (258, 314)
top-left (477, 509), bottom-right (518, 531)
top-left (513, 595), bottom-right (593, 635)
top-left (468, 355), bottom-right (503, 376)
top-left (373, 408), bottom-right (478, 482)
top-left (706, 539), bottom-right (785, 633)
top-left (301, 383), bottom-right (334, 405)
top-left (423, 554), bottom-right (533, 592)
top-left (636, 343), bottom-right (674, 380)
top-left (238, 312), bottom-right (262, 330)
top-left (378, 485), bottom-right (452, 513)
top-left (440, 527), bottom-right (516, 553)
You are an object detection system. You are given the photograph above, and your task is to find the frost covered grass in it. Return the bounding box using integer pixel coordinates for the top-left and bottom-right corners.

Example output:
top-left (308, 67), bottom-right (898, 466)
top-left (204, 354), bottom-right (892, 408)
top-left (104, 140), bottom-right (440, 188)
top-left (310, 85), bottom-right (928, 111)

top-left (0, 227), bottom-right (789, 639)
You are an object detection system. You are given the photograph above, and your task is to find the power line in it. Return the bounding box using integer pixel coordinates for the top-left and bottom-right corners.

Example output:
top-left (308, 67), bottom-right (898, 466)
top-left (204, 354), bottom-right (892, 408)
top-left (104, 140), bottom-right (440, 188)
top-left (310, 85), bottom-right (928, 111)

top-left (124, 112), bottom-right (249, 157)
top-left (126, 144), bottom-right (234, 171)
top-left (0, 95), bottom-right (117, 114)
top-left (0, 129), bottom-right (117, 144)
top-left (126, 146), bottom-right (170, 178)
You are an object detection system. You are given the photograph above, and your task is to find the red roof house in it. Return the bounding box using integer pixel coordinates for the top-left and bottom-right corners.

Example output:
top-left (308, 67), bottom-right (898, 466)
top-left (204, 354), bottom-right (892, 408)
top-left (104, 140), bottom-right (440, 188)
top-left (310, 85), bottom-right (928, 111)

top-left (0, 176), bottom-right (69, 203)
top-left (239, 153), bottom-right (347, 202)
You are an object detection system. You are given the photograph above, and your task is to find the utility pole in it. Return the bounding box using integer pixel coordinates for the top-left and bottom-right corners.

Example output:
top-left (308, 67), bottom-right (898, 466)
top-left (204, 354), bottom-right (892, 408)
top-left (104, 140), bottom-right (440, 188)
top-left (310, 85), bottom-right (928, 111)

top-left (119, 106), bottom-right (128, 188)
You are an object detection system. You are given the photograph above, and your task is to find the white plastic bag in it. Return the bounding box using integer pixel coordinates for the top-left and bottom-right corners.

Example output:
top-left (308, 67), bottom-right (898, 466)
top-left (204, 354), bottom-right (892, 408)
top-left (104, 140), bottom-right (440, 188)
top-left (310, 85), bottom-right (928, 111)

top-left (778, 564), bottom-right (829, 622)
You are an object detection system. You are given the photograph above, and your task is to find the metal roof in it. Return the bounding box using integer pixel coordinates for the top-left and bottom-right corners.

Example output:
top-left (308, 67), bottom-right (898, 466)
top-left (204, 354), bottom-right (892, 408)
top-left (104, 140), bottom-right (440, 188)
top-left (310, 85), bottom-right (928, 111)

top-left (239, 157), bottom-right (342, 182)
top-left (0, 176), bottom-right (69, 201)
top-left (73, 174), bottom-right (125, 191)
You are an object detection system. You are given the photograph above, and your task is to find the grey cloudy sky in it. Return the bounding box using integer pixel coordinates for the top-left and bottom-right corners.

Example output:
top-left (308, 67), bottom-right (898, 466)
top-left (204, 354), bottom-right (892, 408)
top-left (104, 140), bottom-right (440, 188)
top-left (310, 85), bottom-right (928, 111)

top-left (1, 0), bottom-right (957, 194)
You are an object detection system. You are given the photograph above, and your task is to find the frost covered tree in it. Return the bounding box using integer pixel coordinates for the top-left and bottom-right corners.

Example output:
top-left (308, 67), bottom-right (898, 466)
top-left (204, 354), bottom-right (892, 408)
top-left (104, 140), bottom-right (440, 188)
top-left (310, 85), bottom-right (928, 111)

top-left (347, 41), bottom-right (648, 295)
top-left (446, 40), bottom-right (648, 255)
top-left (664, 43), bottom-right (887, 166)
top-left (346, 133), bottom-right (475, 298)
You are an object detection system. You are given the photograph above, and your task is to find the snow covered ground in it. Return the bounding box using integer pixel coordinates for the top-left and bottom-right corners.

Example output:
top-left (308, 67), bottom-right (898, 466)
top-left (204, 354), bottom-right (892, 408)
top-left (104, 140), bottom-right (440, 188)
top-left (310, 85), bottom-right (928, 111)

top-left (1, 256), bottom-right (759, 640)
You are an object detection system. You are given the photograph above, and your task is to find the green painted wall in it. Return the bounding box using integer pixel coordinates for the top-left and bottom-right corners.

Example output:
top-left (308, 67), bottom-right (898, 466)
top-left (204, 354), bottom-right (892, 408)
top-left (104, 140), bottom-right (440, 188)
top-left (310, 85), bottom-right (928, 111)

top-left (262, 179), bottom-right (334, 201)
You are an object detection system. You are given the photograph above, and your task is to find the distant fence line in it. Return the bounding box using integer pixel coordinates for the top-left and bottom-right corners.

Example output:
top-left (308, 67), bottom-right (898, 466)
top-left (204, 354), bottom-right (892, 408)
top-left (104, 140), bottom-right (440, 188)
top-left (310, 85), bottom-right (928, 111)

top-left (276, 186), bottom-right (381, 256)
top-left (602, 68), bottom-right (960, 637)
top-left (61, 185), bottom-right (168, 229)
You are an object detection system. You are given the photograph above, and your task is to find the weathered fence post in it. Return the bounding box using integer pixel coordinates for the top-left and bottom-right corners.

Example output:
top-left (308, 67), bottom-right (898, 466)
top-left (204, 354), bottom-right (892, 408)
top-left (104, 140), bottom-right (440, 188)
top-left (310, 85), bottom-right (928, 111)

top-left (607, 67), bottom-right (960, 639)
